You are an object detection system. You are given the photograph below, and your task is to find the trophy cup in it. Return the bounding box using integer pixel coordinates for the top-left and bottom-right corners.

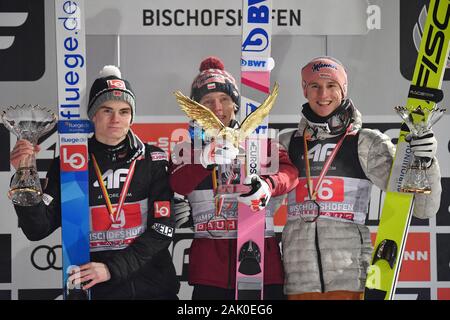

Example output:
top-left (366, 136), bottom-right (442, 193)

top-left (2, 105), bottom-right (57, 206)
top-left (394, 106), bottom-right (445, 194)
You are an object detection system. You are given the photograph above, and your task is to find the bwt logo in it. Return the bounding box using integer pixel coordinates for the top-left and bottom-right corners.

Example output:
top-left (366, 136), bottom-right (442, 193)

top-left (60, 144), bottom-right (87, 171)
top-left (0, 0), bottom-right (45, 81)
top-left (307, 143), bottom-right (336, 162)
top-left (93, 168), bottom-right (129, 189)
top-left (241, 58), bottom-right (267, 68)
top-left (242, 0), bottom-right (270, 52)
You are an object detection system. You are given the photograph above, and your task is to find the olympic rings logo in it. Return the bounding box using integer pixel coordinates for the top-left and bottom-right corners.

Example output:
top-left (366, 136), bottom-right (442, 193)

top-left (30, 245), bottom-right (62, 271)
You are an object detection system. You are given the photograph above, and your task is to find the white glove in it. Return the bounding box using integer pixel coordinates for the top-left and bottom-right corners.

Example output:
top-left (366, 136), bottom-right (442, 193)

top-left (409, 129), bottom-right (437, 167)
top-left (237, 174), bottom-right (271, 212)
top-left (199, 138), bottom-right (239, 168)
top-left (173, 196), bottom-right (192, 229)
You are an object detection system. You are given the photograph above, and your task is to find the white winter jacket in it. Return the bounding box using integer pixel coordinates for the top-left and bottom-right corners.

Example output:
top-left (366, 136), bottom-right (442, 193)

top-left (279, 106), bottom-right (441, 295)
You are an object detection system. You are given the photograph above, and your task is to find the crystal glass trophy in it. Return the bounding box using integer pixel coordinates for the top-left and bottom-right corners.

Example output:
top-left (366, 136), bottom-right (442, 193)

top-left (2, 105), bottom-right (57, 206)
top-left (394, 106), bottom-right (445, 194)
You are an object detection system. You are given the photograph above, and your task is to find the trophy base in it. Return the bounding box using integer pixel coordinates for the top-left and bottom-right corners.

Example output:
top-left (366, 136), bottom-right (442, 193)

top-left (399, 186), bottom-right (432, 195)
top-left (8, 187), bottom-right (42, 206)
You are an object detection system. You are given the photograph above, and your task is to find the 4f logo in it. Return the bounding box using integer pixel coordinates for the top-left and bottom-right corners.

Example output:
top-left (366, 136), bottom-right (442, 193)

top-left (60, 144), bottom-right (87, 171)
top-left (306, 143), bottom-right (336, 162)
top-left (0, 0), bottom-right (45, 81)
top-left (93, 168), bottom-right (128, 189)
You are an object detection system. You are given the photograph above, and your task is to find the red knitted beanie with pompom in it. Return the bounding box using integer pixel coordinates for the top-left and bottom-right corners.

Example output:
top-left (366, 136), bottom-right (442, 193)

top-left (190, 56), bottom-right (240, 110)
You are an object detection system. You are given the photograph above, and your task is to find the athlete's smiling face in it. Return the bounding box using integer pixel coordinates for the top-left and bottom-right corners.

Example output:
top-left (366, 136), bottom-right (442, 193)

top-left (305, 78), bottom-right (343, 117)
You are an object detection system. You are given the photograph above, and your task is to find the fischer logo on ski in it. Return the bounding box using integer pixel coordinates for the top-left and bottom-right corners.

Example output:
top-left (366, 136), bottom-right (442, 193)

top-left (364, 0), bottom-right (450, 300)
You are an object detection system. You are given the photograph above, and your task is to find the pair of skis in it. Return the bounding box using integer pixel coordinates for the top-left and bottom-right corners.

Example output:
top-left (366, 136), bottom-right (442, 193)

top-left (234, 0), bottom-right (274, 300)
top-left (55, 0), bottom-right (91, 300)
top-left (364, 0), bottom-right (450, 300)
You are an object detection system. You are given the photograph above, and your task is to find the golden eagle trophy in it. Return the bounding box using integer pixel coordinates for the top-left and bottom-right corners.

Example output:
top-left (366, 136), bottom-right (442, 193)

top-left (174, 82), bottom-right (279, 148)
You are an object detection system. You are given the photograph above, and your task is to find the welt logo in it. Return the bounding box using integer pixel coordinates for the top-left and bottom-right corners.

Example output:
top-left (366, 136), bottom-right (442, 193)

top-left (0, 0), bottom-right (45, 81)
top-left (399, 0), bottom-right (450, 81)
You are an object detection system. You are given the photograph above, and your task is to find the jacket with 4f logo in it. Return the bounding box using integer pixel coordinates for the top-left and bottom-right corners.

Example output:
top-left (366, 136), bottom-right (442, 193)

top-left (14, 131), bottom-right (180, 299)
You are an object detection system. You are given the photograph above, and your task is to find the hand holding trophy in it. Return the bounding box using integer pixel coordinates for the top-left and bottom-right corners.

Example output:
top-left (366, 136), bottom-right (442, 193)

top-left (174, 83), bottom-right (279, 237)
top-left (394, 105), bottom-right (445, 194)
top-left (2, 105), bottom-right (57, 206)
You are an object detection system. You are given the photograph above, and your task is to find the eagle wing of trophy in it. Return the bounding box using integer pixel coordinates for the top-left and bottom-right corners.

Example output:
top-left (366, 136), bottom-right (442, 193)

top-left (174, 91), bottom-right (225, 137)
top-left (238, 82), bottom-right (279, 142)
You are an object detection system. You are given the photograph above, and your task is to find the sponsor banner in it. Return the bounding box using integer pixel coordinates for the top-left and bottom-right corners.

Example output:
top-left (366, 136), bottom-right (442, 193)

top-left (437, 288), bottom-right (450, 300)
top-left (131, 122), bottom-right (189, 155)
top-left (85, 0), bottom-right (369, 35)
top-left (30, 245), bottom-right (62, 271)
top-left (55, 0), bottom-right (87, 120)
top-left (0, 0), bottom-right (45, 81)
top-left (371, 232), bottom-right (431, 282)
top-left (398, 233), bottom-right (431, 282)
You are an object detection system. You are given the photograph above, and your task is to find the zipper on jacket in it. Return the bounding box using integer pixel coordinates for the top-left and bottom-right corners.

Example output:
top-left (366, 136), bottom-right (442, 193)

top-left (315, 223), bottom-right (325, 293)
top-left (356, 225), bottom-right (364, 244)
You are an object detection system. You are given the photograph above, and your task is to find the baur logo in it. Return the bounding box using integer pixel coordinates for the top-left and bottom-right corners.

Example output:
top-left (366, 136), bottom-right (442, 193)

top-left (60, 144), bottom-right (87, 171)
